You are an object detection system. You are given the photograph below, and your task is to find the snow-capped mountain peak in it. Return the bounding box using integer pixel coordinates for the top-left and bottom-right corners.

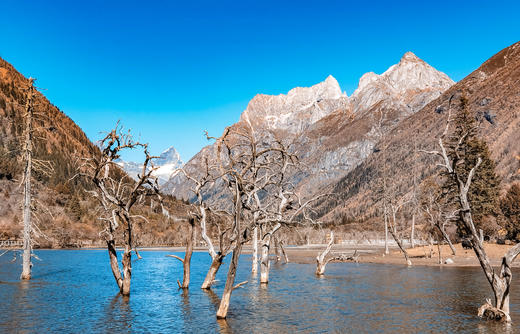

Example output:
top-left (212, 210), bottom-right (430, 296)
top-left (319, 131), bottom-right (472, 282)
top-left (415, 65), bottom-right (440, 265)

top-left (117, 146), bottom-right (183, 185)
top-left (156, 146), bottom-right (182, 166)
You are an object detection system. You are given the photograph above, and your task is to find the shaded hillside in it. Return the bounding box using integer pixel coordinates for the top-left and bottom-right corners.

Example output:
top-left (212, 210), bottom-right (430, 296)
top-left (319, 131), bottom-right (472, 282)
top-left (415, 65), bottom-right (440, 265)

top-left (317, 41), bottom-right (520, 224)
top-left (0, 58), bottom-right (98, 185)
top-left (0, 57), bottom-right (190, 247)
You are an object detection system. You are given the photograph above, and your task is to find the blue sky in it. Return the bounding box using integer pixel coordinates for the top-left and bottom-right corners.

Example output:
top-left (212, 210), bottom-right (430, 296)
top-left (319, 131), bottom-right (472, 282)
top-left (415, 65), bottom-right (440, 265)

top-left (1, 0), bottom-right (519, 161)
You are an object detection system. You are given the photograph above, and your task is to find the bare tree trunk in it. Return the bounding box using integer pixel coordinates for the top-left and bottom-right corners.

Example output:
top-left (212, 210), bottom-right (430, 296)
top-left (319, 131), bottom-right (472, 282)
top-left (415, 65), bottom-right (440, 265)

top-left (121, 224), bottom-right (132, 296)
top-left (181, 219), bottom-right (195, 289)
top-left (316, 232), bottom-right (334, 275)
top-left (384, 206), bottom-right (389, 255)
top-left (436, 224), bottom-right (456, 256)
top-left (259, 223), bottom-right (282, 284)
top-left (411, 213), bottom-right (416, 248)
top-left (167, 219), bottom-right (196, 289)
top-left (390, 211), bottom-right (412, 266)
top-left (251, 226), bottom-right (258, 275)
top-left (107, 236), bottom-right (123, 290)
top-left (437, 237), bottom-right (442, 264)
top-left (428, 234), bottom-right (433, 258)
top-left (201, 255), bottom-right (223, 289)
top-left (216, 240), bottom-right (243, 319)
top-left (279, 240), bottom-right (289, 263)
top-left (260, 235), bottom-right (271, 284)
top-left (274, 236), bottom-right (281, 263)
top-left (216, 185), bottom-right (244, 319)
top-left (21, 79), bottom-right (34, 280)
top-left (389, 227), bottom-right (412, 266)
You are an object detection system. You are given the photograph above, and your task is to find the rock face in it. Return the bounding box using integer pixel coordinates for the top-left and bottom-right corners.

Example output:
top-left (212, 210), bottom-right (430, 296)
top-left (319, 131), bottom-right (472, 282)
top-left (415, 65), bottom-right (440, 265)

top-left (168, 52), bottom-right (454, 202)
top-left (289, 52), bottom-right (454, 195)
top-left (240, 75), bottom-right (349, 134)
top-left (350, 52), bottom-right (453, 115)
top-left (119, 146), bottom-right (183, 185)
top-left (314, 41), bottom-right (520, 223)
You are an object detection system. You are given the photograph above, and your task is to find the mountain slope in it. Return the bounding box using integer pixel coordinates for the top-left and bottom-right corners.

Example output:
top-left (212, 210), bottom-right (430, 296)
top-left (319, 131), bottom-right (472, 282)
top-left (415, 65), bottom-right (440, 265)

top-left (169, 52), bottom-right (454, 202)
top-left (315, 41), bottom-right (520, 223)
top-left (0, 57), bottom-right (190, 247)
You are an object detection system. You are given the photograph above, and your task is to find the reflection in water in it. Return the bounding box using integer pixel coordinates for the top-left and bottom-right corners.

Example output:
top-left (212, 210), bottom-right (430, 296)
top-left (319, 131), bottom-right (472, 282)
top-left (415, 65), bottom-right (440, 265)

top-left (0, 250), bottom-right (519, 333)
top-left (216, 318), bottom-right (233, 334)
top-left (204, 288), bottom-right (221, 310)
top-left (103, 294), bottom-right (134, 333)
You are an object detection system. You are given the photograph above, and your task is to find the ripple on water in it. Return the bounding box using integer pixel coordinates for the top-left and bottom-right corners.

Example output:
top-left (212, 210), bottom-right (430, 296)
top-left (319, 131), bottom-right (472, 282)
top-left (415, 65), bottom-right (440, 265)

top-left (0, 250), bottom-right (519, 333)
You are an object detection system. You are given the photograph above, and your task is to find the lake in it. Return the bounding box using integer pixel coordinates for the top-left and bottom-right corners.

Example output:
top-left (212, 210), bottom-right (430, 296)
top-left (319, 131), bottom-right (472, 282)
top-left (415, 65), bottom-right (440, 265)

top-left (0, 250), bottom-right (518, 333)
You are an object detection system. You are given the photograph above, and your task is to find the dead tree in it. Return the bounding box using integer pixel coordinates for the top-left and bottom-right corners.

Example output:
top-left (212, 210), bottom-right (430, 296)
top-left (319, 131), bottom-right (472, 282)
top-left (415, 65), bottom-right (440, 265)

top-left (81, 124), bottom-right (161, 296)
top-left (175, 160), bottom-right (234, 290)
top-left (420, 177), bottom-right (457, 256)
top-left (20, 78), bottom-right (35, 280)
top-left (167, 217), bottom-right (195, 289)
top-left (424, 99), bottom-right (520, 322)
top-left (279, 238), bottom-right (289, 263)
top-left (316, 231), bottom-right (335, 275)
top-left (17, 78), bottom-right (54, 280)
top-left (251, 226), bottom-right (258, 275)
top-left (257, 190), bottom-right (328, 284)
top-left (243, 142), bottom-right (325, 285)
top-left (388, 196), bottom-right (412, 266)
top-left (316, 231), bottom-right (358, 275)
top-left (209, 125), bottom-right (296, 318)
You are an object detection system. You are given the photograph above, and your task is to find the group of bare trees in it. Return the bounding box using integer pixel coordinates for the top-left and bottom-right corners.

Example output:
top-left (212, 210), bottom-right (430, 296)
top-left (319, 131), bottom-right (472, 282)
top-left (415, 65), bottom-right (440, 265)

top-left (66, 121), bottom-right (322, 319)
top-left (170, 124), bottom-right (325, 318)
top-left (9, 82), bottom-right (519, 324)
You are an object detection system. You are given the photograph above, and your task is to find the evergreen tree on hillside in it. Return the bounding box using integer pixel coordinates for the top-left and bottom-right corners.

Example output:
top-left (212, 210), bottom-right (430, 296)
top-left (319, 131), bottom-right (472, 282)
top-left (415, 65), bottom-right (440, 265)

top-left (500, 183), bottom-right (520, 240)
top-left (442, 95), bottom-right (500, 235)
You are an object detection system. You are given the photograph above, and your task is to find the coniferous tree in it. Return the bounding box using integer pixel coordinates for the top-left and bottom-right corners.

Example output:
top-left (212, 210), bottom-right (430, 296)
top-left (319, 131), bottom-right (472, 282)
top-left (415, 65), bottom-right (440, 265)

top-left (442, 95), bottom-right (500, 235)
top-left (500, 183), bottom-right (520, 240)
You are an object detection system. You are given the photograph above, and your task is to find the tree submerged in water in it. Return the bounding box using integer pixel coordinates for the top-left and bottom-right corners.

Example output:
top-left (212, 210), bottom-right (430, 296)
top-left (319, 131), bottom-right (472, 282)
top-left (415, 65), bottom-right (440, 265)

top-left (425, 94), bottom-right (520, 323)
top-left (79, 123), bottom-right (164, 296)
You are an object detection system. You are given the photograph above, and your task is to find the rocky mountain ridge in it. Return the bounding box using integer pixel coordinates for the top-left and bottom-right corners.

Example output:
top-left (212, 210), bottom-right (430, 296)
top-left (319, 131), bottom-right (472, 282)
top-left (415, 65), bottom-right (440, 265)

top-left (168, 52), bottom-right (454, 201)
top-left (313, 41), bottom-right (520, 224)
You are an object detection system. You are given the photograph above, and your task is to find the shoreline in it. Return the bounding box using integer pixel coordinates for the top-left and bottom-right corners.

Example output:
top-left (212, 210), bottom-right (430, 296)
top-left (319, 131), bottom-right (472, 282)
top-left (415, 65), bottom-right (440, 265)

top-left (11, 242), bottom-right (518, 268)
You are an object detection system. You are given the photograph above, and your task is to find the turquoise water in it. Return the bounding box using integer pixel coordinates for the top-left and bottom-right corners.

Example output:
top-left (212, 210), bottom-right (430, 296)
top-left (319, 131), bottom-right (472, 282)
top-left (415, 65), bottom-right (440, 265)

top-left (0, 250), bottom-right (518, 333)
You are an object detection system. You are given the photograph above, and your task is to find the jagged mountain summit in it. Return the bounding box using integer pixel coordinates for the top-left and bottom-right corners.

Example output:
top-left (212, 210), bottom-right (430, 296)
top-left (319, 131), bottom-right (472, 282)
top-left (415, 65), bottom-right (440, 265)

top-left (240, 75), bottom-right (349, 134)
top-left (350, 51), bottom-right (453, 114)
top-left (118, 146), bottom-right (183, 185)
top-left (168, 52), bottom-right (454, 201)
top-left (314, 41), bottom-right (520, 223)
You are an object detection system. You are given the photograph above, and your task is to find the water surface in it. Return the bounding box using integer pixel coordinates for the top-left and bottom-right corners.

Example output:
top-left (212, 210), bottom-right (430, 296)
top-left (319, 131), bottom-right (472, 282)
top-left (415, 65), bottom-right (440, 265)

top-left (0, 250), bottom-right (518, 333)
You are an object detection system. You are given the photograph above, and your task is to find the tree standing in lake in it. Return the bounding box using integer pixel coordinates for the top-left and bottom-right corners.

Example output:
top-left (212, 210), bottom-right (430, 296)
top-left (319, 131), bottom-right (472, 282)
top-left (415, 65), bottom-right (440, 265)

top-left (81, 124), bottom-right (162, 296)
top-left (425, 94), bottom-right (520, 322)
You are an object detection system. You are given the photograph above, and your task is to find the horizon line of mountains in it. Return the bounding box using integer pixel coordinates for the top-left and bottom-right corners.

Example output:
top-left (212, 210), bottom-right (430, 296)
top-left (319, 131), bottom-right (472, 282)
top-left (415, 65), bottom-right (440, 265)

top-left (1, 41), bottom-right (519, 235)
top-left (121, 50), bottom-right (453, 186)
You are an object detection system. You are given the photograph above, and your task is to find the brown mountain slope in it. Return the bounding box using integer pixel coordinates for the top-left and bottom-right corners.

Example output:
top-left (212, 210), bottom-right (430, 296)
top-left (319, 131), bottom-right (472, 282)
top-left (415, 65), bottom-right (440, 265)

top-left (316, 41), bottom-right (520, 223)
top-left (0, 57), bottom-right (190, 247)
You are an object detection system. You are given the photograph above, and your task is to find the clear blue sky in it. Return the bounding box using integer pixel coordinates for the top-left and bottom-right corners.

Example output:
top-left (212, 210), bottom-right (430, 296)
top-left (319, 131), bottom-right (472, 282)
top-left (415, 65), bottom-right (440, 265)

top-left (1, 0), bottom-right (519, 161)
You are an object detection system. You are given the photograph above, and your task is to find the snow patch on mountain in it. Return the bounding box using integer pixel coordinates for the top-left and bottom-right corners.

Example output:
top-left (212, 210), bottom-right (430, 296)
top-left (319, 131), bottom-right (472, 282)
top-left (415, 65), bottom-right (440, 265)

top-left (118, 146), bottom-right (183, 185)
